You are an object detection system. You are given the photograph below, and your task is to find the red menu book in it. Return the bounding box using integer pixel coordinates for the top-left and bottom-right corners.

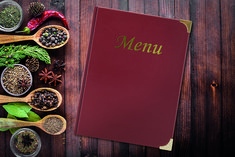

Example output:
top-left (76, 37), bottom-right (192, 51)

top-left (75, 6), bottom-right (192, 151)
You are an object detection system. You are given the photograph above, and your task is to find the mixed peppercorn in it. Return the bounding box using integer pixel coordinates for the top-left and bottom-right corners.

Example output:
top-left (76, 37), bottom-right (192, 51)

top-left (39, 27), bottom-right (68, 47)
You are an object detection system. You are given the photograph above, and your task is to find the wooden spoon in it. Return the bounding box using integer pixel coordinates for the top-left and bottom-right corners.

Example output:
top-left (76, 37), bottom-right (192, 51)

top-left (0, 115), bottom-right (66, 135)
top-left (0, 87), bottom-right (62, 112)
top-left (0, 25), bottom-right (69, 49)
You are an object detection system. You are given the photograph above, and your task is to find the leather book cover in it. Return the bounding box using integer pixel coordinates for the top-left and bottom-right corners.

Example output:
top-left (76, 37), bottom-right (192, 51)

top-left (75, 6), bottom-right (191, 151)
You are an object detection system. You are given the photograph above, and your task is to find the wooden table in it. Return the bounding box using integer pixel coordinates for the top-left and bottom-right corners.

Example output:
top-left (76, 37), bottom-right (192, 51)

top-left (0, 0), bottom-right (234, 156)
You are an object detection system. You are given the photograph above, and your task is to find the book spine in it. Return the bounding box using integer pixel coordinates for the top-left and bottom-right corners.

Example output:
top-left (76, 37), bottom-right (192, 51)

top-left (74, 6), bottom-right (99, 135)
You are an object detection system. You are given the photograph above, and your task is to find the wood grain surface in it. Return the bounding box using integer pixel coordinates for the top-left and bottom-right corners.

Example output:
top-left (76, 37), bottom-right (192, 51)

top-left (0, 0), bottom-right (234, 157)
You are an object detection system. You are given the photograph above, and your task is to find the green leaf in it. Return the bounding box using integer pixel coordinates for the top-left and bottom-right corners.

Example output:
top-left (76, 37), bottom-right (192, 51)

top-left (10, 102), bottom-right (32, 113)
top-left (3, 103), bottom-right (30, 118)
top-left (25, 111), bottom-right (41, 122)
top-left (0, 128), bottom-right (8, 131)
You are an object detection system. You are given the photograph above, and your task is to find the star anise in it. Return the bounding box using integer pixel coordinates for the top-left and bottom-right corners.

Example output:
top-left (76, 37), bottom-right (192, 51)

top-left (18, 78), bottom-right (31, 90)
top-left (39, 68), bottom-right (53, 83)
top-left (54, 60), bottom-right (65, 71)
top-left (49, 72), bottom-right (62, 86)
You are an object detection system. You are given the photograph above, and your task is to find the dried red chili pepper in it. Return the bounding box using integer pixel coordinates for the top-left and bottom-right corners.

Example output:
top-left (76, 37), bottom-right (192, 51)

top-left (17, 10), bottom-right (69, 34)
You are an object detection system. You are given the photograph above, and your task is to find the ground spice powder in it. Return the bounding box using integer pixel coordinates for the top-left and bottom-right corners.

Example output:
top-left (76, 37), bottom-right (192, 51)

top-left (43, 117), bottom-right (63, 134)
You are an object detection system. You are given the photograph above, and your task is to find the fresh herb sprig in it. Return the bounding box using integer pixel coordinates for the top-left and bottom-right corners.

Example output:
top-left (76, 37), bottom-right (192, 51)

top-left (0, 44), bottom-right (51, 67)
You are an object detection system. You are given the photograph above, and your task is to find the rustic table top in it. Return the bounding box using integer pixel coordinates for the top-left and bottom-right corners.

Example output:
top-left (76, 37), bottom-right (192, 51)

top-left (0, 0), bottom-right (234, 157)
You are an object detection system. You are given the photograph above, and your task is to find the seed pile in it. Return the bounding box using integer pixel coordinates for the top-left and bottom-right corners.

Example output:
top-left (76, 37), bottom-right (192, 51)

top-left (31, 90), bottom-right (58, 110)
top-left (43, 117), bottom-right (63, 134)
top-left (2, 65), bottom-right (31, 94)
top-left (39, 27), bottom-right (68, 47)
top-left (15, 130), bottom-right (39, 154)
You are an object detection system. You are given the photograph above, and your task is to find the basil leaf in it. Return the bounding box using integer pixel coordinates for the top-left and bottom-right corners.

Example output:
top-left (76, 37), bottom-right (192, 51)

top-left (3, 103), bottom-right (29, 118)
top-left (25, 111), bottom-right (41, 122)
top-left (8, 102), bottom-right (32, 113)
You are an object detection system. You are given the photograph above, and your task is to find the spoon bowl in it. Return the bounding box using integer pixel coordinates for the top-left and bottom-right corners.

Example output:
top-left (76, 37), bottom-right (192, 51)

top-left (39, 115), bottom-right (67, 135)
top-left (0, 25), bottom-right (69, 49)
top-left (33, 25), bottom-right (70, 49)
top-left (0, 115), bottom-right (67, 135)
top-left (0, 87), bottom-right (62, 112)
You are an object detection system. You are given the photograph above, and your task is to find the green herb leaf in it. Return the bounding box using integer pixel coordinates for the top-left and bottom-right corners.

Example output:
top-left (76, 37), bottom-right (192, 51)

top-left (0, 128), bottom-right (8, 131)
top-left (25, 111), bottom-right (41, 122)
top-left (0, 44), bottom-right (51, 67)
top-left (0, 127), bottom-right (8, 131)
top-left (11, 102), bottom-right (32, 113)
top-left (2, 103), bottom-right (30, 118)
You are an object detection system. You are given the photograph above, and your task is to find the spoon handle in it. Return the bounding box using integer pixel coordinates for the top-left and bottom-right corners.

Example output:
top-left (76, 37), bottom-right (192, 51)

top-left (0, 35), bottom-right (34, 44)
top-left (0, 95), bottom-right (25, 104)
top-left (0, 118), bottom-right (36, 129)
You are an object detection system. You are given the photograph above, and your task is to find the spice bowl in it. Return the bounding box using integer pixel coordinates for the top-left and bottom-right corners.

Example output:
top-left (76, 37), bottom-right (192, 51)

top-left (1, 64), bottom-right (33, 96)
top-left (0, 0), bottom-right (23, 32)
top-left (10, 128), bottom-right (41, 157)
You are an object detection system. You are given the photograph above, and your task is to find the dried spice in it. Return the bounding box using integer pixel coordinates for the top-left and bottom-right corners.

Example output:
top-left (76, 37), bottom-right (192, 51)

top-left (43, 117), bottom-right (63, 134)
top-left (28, 2), bottom-right (45, 17)
top-left (31, 90), bottom-right (58, 110)
top-left (39, 68), bottom-right (52, 83)
top-left (18, 78), bottom-right (31, 91)
top-left (39, 27), bottom-right (68, 47)
top-left (25, 57), bottom-right (39, 72)
top-left (54, 60), bottom-right (65, 71)
top-left (2, 65), bottom-right (32, 95)
top-left (48, 72), bottom-right (62, 86)
top-left (0, 5), bottom-right (21, 28)
top-left (15, 130), bottom-right (39, 154)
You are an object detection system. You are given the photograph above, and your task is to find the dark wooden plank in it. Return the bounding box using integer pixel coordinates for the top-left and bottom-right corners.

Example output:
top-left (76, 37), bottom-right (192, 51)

top-left (80, 1), bottom-right (98, 157)
top-left (113, 142), bottom-right (129, 157)
top-left (112, 0), bottom-right (129, 11)
top-left (98, 139), bottom-right (113, 157)
top-left (144, 0), bottom-right (159, 15)
top-left (205, 0), bottom-right (222, 157)
top-left (159, 0), bottom-right (174, 18)
top-left (174, 0), bottom-right (192, 156)
top-left (129, 0), bottom-right (144, 13)
top-left (221, 0), bottom-right (235, 156)
top-left (190, 0), bottom-right (207, 157)
top-left (64, 0), bottom-right (81, 156)
top-left (80, 0), bottom-right (95, 71)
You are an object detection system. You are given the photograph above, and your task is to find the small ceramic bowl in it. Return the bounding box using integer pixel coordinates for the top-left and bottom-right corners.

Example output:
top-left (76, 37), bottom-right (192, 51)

top-left (1, 64), bottom-right (33, 96)
top-left (10, 128), bottom-right (41, 157)
top-left (0, 0), bottom-right (23, 32)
